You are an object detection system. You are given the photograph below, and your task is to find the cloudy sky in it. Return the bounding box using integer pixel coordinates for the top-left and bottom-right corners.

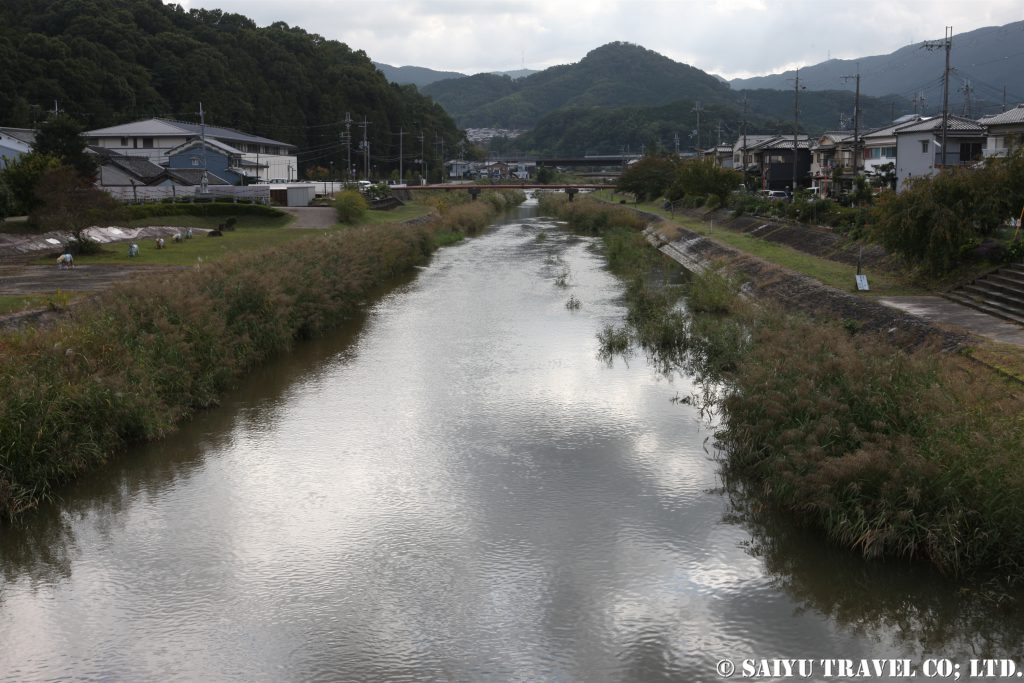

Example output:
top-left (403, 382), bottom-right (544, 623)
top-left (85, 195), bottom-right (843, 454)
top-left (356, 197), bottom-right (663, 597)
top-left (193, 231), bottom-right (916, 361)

top-left (164, 0), bottom-right (1024, 80)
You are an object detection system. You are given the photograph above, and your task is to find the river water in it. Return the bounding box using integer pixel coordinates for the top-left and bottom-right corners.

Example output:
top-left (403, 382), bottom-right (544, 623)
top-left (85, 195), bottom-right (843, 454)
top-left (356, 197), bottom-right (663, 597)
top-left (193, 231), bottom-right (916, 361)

top-left (2, 201), bottom-right (1021, 682)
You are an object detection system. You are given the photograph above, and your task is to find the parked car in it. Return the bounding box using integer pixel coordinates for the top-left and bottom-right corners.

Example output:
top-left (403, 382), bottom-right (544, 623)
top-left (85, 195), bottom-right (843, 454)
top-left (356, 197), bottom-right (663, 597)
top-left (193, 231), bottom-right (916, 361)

top-left (765, 190), bottom-right (790, 201)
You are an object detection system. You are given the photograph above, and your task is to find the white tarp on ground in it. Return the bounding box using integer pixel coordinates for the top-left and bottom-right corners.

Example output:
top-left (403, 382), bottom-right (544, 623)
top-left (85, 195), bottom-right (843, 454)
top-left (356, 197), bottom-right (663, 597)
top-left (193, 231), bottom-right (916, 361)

top-left (0, 226), bottom-right (210, 261)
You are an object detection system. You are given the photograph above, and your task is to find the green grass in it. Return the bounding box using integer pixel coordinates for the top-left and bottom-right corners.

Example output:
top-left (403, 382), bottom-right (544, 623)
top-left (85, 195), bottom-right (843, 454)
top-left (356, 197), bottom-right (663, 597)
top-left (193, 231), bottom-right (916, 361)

top-left (58, 225), bottom-right (315, 267)
top-left (677, 216), bottom-right (924, 296)
top-left (0, 294), bottom-right (48, 315)
top-left (591, 192), bottom-right (926, 296)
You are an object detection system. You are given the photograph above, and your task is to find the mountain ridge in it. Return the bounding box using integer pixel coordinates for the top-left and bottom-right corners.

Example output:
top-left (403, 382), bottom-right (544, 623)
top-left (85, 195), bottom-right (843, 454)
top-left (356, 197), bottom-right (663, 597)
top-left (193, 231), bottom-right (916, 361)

top-left (729, 21), bottom-right (1024, 116)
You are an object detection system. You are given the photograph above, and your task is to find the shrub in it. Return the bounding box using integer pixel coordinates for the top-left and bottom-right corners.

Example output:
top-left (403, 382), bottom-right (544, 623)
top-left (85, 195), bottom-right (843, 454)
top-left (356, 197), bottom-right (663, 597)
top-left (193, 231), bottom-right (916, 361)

top-left (333, 190), bottom-right (368, 224)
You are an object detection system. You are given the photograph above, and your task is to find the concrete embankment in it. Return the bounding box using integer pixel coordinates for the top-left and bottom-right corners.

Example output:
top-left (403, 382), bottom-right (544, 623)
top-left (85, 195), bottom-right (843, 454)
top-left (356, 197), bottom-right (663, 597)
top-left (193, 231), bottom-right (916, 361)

top-left (644, 220), bottom-right (968, 351)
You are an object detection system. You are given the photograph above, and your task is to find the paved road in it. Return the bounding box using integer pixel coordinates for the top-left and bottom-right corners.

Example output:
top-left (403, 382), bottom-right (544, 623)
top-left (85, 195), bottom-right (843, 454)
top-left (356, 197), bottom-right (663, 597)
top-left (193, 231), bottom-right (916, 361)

top-left (880, 296), bottom-right (1024, 346)
top-left (281, 207), bottom-right (337, 229)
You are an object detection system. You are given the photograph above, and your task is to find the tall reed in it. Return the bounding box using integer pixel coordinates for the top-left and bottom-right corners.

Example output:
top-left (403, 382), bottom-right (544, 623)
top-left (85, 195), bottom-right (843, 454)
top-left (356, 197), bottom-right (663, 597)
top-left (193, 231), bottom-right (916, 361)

top-left (0, 191), bottom-right (523, 518)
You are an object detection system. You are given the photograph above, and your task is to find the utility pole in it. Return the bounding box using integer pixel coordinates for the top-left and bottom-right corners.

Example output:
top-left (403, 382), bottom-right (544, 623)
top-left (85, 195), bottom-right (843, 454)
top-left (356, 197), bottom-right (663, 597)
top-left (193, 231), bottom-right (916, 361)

top-left (741, 94), bottom-right (748, 182)
top-left (419, 130), bottom-right (426, 184)
top-left (343, 112), bottom-right (352, 182)
top-left (358, 116), bottom-right (371, 180)
top-left (923, 26), bottom-right (953, 166)
top-left (435, 134), bottom-right (445, 184)
top-left (788, 69), bottom-right (805, 194)
top-left (397, 127), bottom-right (408, 184)
top-left (841, 69), bottom-right (861, 175)
top-left (692, 101), bottom-right (704, 152)
top-left (913, 91), bottom-right (926, 116)
top-left (673, 132), bottom-right (680, 155)
top-left (198, 101), bottom-right (208, 194)
top-left (960, 80), bottom-right (974, 118)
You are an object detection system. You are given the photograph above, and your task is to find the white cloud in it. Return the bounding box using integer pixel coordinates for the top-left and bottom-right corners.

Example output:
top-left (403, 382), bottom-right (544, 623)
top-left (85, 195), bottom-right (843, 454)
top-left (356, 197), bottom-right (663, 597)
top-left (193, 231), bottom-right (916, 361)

top-left (163, 0), bottom-right (1024, 78)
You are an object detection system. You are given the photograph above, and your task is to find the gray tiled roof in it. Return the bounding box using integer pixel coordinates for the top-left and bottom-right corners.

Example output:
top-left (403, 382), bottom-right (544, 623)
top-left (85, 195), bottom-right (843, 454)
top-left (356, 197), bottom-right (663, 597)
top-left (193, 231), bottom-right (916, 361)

top-left (0, 127), bottom-right (36, 144)
top-left (85, 118), bottom-right (295, 150)
top-left (166, 169), bottom-right (230, 186)
top-left (90, 147), bottom-right (168, 183)
top-left (978, 104), bottom-right (1024, 126)
top-left (895, 115), bottom-right (985, 134)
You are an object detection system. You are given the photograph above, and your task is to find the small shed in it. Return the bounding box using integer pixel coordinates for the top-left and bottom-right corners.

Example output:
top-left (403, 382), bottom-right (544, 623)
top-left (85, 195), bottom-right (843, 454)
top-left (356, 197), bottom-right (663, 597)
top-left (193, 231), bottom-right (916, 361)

top-left (262, 183), bottom-right (316, 206)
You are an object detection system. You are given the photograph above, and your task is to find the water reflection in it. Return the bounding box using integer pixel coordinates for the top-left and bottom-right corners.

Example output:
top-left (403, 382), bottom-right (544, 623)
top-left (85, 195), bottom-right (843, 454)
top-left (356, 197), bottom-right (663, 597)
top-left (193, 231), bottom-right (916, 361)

top-left (1, 203), bottom-right (1023, 681)
top-left (726, 491), bottom-right (1024, 659)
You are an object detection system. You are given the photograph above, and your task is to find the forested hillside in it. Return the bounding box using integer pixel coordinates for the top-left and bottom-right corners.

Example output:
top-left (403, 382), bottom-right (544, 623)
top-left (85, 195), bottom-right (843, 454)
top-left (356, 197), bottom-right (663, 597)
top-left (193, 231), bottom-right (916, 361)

top-left (425, 42), bottom-right (910, 155)
top-left (423, 42), bottom-right (734, 129)
top-left (0, 0), bottom-right (461, 177)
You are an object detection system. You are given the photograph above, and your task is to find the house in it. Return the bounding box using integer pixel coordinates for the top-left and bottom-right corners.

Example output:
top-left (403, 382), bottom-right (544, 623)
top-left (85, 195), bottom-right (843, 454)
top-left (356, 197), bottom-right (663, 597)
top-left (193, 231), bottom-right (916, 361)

top-left (701, 144), bottom-right (734, 168)
top-left (894, 115), bottom-right (986, 191)
top-left (978, 104), bottom-right (1024, 158)
top-left (165, 138), bottom-right (263, 186)
top-left (91, 147), bottom-right (173, 187)
top-left (0, 127), bottom-right (34, 169)
top-left (860, 117), bottom-right (920, 177)
top-left (732, 135), bottom-right (776, 174)
top-left (83, 118), bottom-right (296, 182)
top-left (743, 135), bottom-right (812, 191)
top-left (479, 161), bottom-right (509, 180)
top-left (447, 159), bottom-right (474, 179)
top-left (810, 131), bottom-right (856, 196)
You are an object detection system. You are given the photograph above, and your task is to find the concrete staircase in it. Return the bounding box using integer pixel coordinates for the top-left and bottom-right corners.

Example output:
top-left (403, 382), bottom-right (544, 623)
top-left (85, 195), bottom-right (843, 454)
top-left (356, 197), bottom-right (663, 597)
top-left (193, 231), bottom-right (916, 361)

top-left (945, 263), bottom-right (1024, 326)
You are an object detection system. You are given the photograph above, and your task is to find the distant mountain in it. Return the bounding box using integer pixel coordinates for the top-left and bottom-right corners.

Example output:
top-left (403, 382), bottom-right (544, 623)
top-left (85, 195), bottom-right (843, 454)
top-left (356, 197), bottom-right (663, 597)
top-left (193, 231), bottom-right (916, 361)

top-left (420, 41), bottom-right (909, 156)
top-left (423, 42), bottom-right (733, 129)
top-left (373, 64), bottom-right (539, 88)
top-left (730, 21), bottom-right (1024, 117)
top-left (498, 69), bottom-right (539, 80)
top-left (373, 63), bottom-right (466, 88)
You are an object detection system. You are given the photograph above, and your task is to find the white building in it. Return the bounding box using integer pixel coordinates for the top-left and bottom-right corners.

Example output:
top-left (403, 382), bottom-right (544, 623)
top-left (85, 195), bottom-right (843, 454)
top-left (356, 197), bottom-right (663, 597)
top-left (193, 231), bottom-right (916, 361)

top-left (894, 115), bottom-right (986, 191)
top-left (83, 118), bottom-right (297, 182)
top-left (978, 104), bottom-right (1024, 158)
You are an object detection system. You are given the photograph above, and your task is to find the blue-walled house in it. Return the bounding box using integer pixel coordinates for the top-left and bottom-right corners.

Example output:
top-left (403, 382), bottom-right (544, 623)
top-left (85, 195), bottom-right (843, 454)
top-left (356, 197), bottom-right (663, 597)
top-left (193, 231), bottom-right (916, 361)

top-left (165, 138), bottom-right (264, 186)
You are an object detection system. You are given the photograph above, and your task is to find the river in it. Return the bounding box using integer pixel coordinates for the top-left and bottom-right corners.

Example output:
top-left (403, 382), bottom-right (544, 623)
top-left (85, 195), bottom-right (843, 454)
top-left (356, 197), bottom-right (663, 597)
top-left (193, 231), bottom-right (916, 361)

top-left (1, 200), bottom-right (1021, 682)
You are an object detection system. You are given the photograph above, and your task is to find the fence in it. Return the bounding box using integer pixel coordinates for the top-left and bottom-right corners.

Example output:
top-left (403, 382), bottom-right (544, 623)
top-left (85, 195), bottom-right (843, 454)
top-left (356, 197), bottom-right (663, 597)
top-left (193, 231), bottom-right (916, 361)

top-left (101, 185), bottom-right (271, 204)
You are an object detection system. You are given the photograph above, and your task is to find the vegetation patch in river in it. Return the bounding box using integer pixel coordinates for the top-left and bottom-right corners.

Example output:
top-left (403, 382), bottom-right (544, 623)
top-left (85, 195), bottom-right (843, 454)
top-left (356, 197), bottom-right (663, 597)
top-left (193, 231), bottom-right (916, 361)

top-left (540, 192), bottom-right (1024, 581)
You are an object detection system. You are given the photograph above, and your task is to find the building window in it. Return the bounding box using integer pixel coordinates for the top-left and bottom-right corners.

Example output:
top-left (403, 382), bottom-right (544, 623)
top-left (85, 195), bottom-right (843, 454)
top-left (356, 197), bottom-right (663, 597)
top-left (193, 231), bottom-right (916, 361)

top-left (883, 146), bottom-right (896, 158)
top-left (191, 156), bottom-right (200, 167)
top-left (959, 142), bottom-right (982, 162)
top-left (120, 137), bottom-right (128, 147)
top-left (142, 137), bottom-right (154, 149)
top-left (920, 140), bottom-right (929, 153)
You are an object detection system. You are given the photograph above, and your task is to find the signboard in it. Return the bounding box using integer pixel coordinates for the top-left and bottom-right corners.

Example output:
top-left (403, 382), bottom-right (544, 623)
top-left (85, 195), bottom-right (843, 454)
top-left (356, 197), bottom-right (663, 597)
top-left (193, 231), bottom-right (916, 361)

top-left (855, 274), bottom-right (870, 291)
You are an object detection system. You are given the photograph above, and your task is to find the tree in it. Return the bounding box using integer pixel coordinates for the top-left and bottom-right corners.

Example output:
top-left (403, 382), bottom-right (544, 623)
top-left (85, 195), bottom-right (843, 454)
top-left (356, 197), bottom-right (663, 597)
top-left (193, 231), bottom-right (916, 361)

top-left (33, 114), bottom-right (97, 179)
top-left (30, 166), bottom-right (123, 252)
top-left (0, 153), bottom-right (61, 217)
top-left (616, 155), bottom-right (680, 200)
top-left (0, 177), bottom-right (10, 222)
top-left (870, 151), bottom-right (1024, 274)
top-left (668, 158), bottom-right (742, 204)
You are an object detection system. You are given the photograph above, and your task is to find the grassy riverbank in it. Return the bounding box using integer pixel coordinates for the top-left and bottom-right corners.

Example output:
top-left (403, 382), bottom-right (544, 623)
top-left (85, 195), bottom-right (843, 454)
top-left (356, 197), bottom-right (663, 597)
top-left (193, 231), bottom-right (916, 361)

top-left (541, 193), bottom-right (1024, 579)
top-left (0, 190), bottom-right (523, 519)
